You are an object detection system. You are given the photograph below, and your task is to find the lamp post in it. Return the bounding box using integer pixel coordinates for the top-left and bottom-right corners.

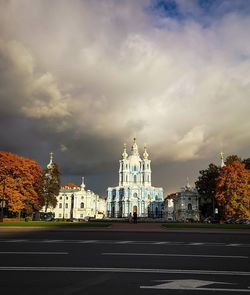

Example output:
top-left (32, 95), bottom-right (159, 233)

top-left (0, 178), bottom-right (5, 222)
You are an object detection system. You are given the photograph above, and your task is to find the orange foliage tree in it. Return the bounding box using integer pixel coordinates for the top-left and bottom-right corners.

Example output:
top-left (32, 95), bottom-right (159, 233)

top-left (0, 151), bottom-right (43, 214)
top-left (216, 161), bottom-right (250, 219)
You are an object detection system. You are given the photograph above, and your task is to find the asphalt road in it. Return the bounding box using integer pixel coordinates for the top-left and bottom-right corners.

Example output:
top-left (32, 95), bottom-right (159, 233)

top-left (0, 229), bottom-right (250, 295)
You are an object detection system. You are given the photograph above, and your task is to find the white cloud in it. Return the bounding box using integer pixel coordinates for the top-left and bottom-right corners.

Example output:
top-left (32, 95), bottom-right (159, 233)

top-left (1, 0), bottom-right (250, 167)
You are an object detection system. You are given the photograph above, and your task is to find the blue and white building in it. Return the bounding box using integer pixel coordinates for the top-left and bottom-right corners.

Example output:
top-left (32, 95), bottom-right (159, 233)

top-left (107, 138), bottom-right (164, 218)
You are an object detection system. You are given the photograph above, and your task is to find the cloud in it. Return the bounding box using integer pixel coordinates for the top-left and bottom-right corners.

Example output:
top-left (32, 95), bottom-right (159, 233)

top-left (0, 0), bottom-right (250, 194)
top-left (0, 39), bottom-right (71, 120)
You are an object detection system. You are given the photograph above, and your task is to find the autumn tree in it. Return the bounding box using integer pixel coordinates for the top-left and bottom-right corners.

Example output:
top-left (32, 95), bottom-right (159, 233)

top-left (216, 161), bottom-right (250, 219)
top-left (0, 151), bottom-right (43, 216)
top-left (195, 163), bottom-right (220, 218)
top-left (42, 155), bottom-right (61, 212)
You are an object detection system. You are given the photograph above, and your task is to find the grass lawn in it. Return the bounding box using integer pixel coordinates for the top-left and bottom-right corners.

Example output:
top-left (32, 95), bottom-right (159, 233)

top-left (161, 223), bottom-right (250, 229)
top-left (0, 221), bottom-right (111, 227)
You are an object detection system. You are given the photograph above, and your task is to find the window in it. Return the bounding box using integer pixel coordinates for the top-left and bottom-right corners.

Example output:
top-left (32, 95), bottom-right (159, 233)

top-left (81, 196), bottom-right (84, 200)
top-left (126, 175), bottom-right (128, 182)
top-left (134, 165), bottom-right (136, 171)
top-left (147, 175), bottom-right (149, 182)
top-left (126, 164), bottom-right (128, 169)
top-left (80, 202), bottom-right (84, 208)
top-left (188, 203), bottom-right (192, 211)
top-left (59, 214), bottom-right (61, 218)
top-left (59, 203), bottom-right (62, 208)
top-left (65, 203), bottom-right (68, 209)
top-left (134, 175), bottom-right (136, 183)
top-left (147, 164), bottom-right (149, 169)
top-left (59, 196), bottom-right (62, 200)
top-left (80, 214), bottom-right (83, 218)
top-left (66, 197), bottom-right (68, 200)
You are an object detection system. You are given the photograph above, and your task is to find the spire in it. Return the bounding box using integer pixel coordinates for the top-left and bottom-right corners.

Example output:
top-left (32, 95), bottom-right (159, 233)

top-left (122, 143), bottom-right (128, 159)
top-left (47, 152), bottom-right (54, 169)
top-left (81, 176), bottom-right (85, 190)
top-left (186, 176), bottom-right (191, 190)
top-left (131, 137), bottom-right (139, 156)
top-left (220, 151), bottom-right (226, 168)
top-left (143, 144), bottom-right (149, 159)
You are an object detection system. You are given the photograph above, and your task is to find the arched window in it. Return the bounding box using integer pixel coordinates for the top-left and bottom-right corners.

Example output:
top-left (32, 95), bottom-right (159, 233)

top-left (134, 165), bottom-right (136, 171)
top-left (59, 203), bottom-right (62, 209)
top-left (188, 203), bottom-right (192, 211)
top-left (126, 175), bottom-right (128, 182)
top-left (147, 175), bottom-right (150, 182)
top-left (80, 202), bottom-right (84, 209)
top-left (65, 203), bottom-right (68, 208)
top-left (134, 175), bottom-right (137, 183)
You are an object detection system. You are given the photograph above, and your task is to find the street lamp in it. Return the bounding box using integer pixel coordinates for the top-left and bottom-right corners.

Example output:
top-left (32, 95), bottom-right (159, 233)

top-left (0, 177), bottom-right (6, 222)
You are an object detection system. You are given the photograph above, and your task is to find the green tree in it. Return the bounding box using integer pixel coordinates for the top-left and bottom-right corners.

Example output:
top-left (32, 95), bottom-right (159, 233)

top-left (216, 161), bottom-right (250, 219)
top-left (225, 155), bottom-right (241, 165)
top-left (195, 163), bottom-right (220, 218)
top-left (242, 158), bottom-right (250, 170)
top-left (42, 163), bottom-right (61, 212)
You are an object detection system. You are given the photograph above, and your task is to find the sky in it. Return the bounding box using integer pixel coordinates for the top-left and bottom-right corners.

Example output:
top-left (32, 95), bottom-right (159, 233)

top-left (1, 0), bottom-right (250, 196)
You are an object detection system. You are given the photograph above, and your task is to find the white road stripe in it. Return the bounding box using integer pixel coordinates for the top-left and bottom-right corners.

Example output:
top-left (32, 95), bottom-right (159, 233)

top-left (116, 241), bottom-right (134, 244)
top-left (141, 286), bottom-right (250, 292)
top-left (40, 240), bottom-right (62, 243)
top-left (77, 240), bottom-right (98, 243)
top-left (0, 266), bottom-right (249, 276)
top-left (6, 239), bottom-right (28, 243)
top-left (0, 239), bottom-right (249, 247)
top-left (0, 252), bottom-right (68, 255)
top-left (102, 253), bottom-right (248, 259)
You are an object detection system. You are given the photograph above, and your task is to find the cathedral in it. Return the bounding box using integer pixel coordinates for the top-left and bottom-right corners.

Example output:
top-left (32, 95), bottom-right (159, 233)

top-left (107, 138), bottom-right (164, 218)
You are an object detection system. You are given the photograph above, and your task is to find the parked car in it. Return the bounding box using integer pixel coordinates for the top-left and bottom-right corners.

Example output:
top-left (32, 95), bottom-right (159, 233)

top-left (203, 216), bottom-right (220, 224)
top-left (224, 218), bottom-right (236, 224)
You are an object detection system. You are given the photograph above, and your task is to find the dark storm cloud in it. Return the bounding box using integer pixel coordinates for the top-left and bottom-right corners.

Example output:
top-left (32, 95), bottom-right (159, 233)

top-left (1, 0), bottom-right (250, 195)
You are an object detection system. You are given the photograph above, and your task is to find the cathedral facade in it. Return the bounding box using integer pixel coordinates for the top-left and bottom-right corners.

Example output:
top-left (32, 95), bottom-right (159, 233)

top-left (107, 139), bottom-right (164, 218)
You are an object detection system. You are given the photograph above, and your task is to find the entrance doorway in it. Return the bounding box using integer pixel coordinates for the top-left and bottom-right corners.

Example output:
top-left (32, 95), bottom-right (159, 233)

top-left (133, 205), bottom-right (137, 213)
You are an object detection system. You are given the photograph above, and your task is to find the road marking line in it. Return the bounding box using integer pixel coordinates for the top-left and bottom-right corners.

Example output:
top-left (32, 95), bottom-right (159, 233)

top-left (0, 252), bottom-right (68, 255)
top-left (116, 241), bottom-right (134, 244)
top-left (0, 267), bottom-right (249, 276)
top-left (102, 253), bottom-right (248, 259)
top-left (0, 239), bottom-right (249, 247)
top-left (40, 240), bottom-right (62, 243)
top-left (141, 286), bottom-right (250, 292)
top-left (77, 240), bottom-right (98, 243)
top-left (6, 239), bottom-right (28, 243)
